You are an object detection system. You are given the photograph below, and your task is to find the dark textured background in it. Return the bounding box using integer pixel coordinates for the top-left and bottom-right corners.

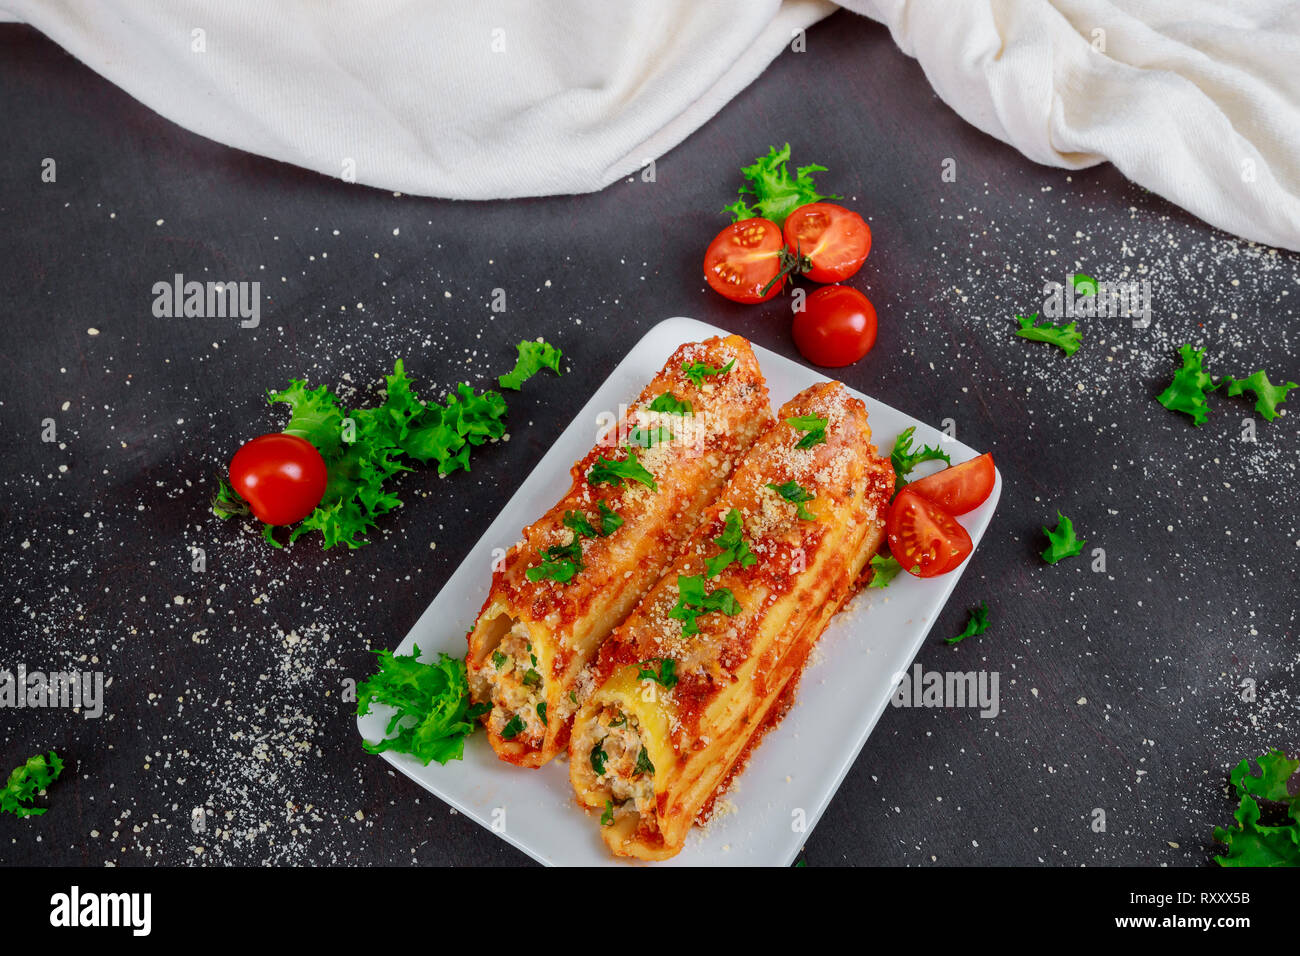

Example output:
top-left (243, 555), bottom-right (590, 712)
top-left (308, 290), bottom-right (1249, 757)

top-left (2, 11), bottom-right (1296, 867)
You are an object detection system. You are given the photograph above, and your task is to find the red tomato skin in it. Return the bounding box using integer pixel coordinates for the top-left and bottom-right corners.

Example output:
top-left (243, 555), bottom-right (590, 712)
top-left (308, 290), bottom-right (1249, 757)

top-left (703, 218), bottom-right (785, 304)
top-left (792, 285), bottom-right (878, 367)
top-left (905, 453), bottom-right (996, 516)
top-left (783, 203), bottom-right (872, 283)
top-left (229, 433), bottom-right (328, 526)
top-left (886, 488), bottom-right (974, 578)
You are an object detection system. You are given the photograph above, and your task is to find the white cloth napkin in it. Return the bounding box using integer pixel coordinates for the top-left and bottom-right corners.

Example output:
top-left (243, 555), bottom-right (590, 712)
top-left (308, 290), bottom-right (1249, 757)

top-left (3, 0), bottom-right (833, 199)
top-left (843, 0), bottom-right (1300, 250)
top-left (7, 0), bottom-right (1300, 250)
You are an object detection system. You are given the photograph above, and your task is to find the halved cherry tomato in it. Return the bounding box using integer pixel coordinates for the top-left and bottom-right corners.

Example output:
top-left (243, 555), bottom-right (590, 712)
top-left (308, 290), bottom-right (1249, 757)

top-left (886, 488), bottom-right (973, 578)
top-left (792, 285), bottom-right (877, 367)
top-left (229, 433), bottom-right (328, 526)
top-left (782, 203), bottom-right (871, 283)
top-left (905, 453), bottom-right (996, 516)
top-left (703, 218), bottom-right (785, 303)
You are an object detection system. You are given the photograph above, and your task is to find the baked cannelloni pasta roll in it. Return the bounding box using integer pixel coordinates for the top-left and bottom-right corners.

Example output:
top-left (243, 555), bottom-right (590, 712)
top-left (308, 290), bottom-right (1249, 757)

top-left (569, 380), bottom-right (894, 859)
top-left (466, 335), bottom-right (772, 767)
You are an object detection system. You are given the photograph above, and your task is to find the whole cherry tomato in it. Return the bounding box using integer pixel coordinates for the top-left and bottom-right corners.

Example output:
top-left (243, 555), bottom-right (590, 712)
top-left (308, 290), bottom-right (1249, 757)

top-left (792, 285), bottom-right (878, 367)
top-left (228, 433), bottom-right (327, 525)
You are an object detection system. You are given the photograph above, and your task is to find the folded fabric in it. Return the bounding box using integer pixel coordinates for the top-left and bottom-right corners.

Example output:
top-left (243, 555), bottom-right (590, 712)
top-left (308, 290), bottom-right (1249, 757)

top-left (844, 0), bottom-right (1300, 250)
top-left (3, 0), bottom-right (833, 199)
top-left (7, 0), bottom-right (1300, 250)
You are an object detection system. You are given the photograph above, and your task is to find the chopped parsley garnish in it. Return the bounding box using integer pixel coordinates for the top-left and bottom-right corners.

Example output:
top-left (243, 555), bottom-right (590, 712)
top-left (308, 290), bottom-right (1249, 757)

top-left (608, 712), bottom-right (627, 728)
top-left (536, 702), bottom-right (548, 726)
top-left (1, 751), bottom-right (64, 818)
top-left (682, 358), bottom-right (736, 387)
top-left (1156, 344), bottom-right (1216, 425)
top-left (634, 747), bottom-right (655, 777)
top-left (492, 650), bottom-right (507, 669)
top-left (568, 690), bottom-right (578, 704)
top-left (627, 425), bottom-right (674, 448)
top-left (564, 502), bottom-right (623, 543)
top-left (1213, 749), bottom-right (1300, 867)
top-left (357, 646), bottom-right (482, 765)
top-left (866, 553), bottom-right (905, 589)
top-left (1221, 369), bottom-right (1297, 421)
top-left (590, 739), bottom-right (609, 775)
top-left (704, 508), bottom-right (758, 577)
top-left (889, 426), bottom-right (952, 495)
top-left (587, 450), bottom-right (658, 491)
top-left (668, 574), bottom-right (742, 636)
top-left (637, 658), bottom-right (678, 689)
top-left (947, 602), bottom-right (990, 645)
top-left (722, 144), bottom-right (839, 228)
top-left (1014, 312), bottom-right (1082, 356)
top-left (786, 414), bottom-right (828, 449)
top-left (1155, 346), bottom-right (1296, 425)
top-left (563, 510), bottom-right (597, 538)
top-left (601, 799), bottom-right (615, 826)
top-left (525, 538), bottom-right (584, 583)
top-left (647, 392), bottom-right (694, 416)
top-left (596, 501), bottom-right (623, 535)
top-left (767, 480), bottom-right (817, 520)
top-left (498, 339), bottom-right (563, 390)
top-left (1041, 512), bottom-right (1086, 564)
top-left (501, 714), bottom-right (526, 740)
top-left (522, 668), bottom-right (541, 687)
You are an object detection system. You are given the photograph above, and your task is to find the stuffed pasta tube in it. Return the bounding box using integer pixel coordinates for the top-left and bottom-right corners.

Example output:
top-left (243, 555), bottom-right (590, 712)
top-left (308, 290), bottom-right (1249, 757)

top-left (569, 380), bottom-right (894, 859)
top-left (466, 335), bottom-right (771, 767)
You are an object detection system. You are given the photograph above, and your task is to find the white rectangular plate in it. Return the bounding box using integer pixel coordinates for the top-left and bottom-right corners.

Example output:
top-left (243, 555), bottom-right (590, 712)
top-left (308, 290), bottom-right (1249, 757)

top-left (357, 316), bottom-right (1001, 866)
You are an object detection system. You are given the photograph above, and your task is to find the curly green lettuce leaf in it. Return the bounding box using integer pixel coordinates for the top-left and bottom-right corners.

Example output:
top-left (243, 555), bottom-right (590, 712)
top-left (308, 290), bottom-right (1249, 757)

top-left (1214, 796), bottom-right (1300, 867)
top-left (946, 602), bottom-right (990, 645)
top-left (401, 382), bottom-right (509, 475)
top-left (1014, 312), bottom-right (1082, 356)
top-left (1220, 369), bottom-right (1297, 422)
top-left (1, 750), bottom-right (64, 818)
top-left (212, 474), bottom-right (248, 520)
top-left (1230, 749), bottom-right (1299, 804)
top-left (1041, 511), bottom-right (1085, 564)
top-left (286, 437), bottom-right (408, 549)
top-left (498, 339), bottom-right (563, 391)
top-left (1214, 749), bottom-right (1300, 867)
top-left (1156, 344), bottom-right (1216, 425)
top-left (889, 426), bottom-right (952, 495)
top-left (357, 646), bottom-right (485, 766)
top-left (268, 379), bottom-right (347, 459)
top-left (722, 144), bottom-right (839, 228)
top-left (866, 552), bottom-right (904, 589)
